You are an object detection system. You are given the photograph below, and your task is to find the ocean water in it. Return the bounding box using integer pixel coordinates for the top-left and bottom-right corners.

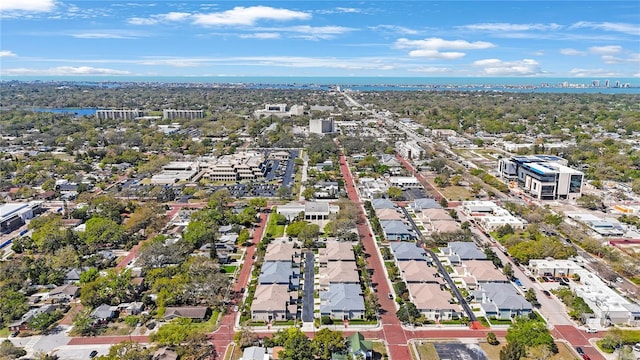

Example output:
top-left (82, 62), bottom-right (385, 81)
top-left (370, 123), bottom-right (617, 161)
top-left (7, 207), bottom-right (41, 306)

top-left (4, 76), bottom-right (639, 94)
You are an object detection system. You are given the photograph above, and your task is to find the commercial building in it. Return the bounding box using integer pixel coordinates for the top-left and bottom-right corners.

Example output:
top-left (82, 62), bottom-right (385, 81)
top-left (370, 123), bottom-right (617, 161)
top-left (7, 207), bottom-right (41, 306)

top-left (162, 109), bottom-right (204, 120)
top-left (396, 141), bottom-right (424, 160)
top-left (497, 155), bottom-right (584, 200)
top-left (0, 202), bottom-right (42, 234)
top-left (309, 118), bottom-right (336, 135)
top-left (96, 109), bottom-right (145, 120)
top-left (151, 161), bottom-right (201, 185)
top-left (203, 151), bottom-right (266, 183)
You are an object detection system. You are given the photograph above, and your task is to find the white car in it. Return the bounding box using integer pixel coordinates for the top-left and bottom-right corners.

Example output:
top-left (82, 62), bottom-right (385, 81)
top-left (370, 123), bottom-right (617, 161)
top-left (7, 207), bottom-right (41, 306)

top-left (585, 328), bottom-right (598, 333)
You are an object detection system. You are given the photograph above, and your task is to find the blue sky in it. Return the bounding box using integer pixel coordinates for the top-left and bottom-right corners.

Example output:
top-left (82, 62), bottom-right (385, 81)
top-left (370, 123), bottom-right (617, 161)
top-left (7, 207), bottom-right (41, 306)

top-left (1, 1), bottom-right (639, 78)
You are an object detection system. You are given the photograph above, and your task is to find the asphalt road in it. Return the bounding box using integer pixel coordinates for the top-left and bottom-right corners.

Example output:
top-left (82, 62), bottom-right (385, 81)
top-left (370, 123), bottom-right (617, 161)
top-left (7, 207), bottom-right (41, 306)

top-left (302, 250), bottom-right (315, 322)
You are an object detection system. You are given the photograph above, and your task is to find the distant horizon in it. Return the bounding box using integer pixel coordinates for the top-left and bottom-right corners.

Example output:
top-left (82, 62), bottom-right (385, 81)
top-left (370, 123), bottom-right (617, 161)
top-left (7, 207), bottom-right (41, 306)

top-left (2, 75), bottom-right (639, 88)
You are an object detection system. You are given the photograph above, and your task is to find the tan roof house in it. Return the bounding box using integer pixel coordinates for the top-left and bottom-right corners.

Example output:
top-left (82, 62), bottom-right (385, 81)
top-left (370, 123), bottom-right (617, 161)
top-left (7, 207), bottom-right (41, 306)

top-left (407, 283), bottom-right (462, 321)
top-left (319, 241), bottom-right (355, 265)
top-left (398, 260), bottom-right (442, 284)
top-left (251, 284), bottom-right (296, 323)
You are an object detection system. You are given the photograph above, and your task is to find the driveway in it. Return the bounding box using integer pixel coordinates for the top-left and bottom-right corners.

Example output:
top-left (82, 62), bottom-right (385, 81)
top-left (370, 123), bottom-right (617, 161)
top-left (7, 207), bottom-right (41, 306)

top-left (302, 250), bottom-right (315, 322)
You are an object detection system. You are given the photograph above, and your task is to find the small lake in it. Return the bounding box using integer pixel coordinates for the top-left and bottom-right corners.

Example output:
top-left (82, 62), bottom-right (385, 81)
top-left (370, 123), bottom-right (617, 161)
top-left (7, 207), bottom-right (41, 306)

top-left (31, 108), bottom-right (97, 116)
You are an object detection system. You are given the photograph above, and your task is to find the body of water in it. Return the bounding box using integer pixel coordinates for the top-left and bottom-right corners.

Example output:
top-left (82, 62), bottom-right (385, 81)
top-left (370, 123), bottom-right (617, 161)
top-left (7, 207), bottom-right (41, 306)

top-left (31, 108), bottom-right (98, 116)
top-left (4, 76), bottom-right (639, 94)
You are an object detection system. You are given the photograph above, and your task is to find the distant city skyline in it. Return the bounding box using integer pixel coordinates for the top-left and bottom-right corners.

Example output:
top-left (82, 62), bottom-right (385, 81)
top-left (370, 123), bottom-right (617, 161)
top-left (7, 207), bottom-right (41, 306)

top-left (1, 1), bottom-right (639, 79)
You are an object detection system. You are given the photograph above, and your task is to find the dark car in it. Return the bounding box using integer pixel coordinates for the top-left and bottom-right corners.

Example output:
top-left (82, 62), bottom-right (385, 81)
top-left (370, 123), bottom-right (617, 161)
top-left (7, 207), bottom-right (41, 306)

top-left (89, 350), bottom-right (98, 358)
top-left (576, 347), bottom-right (584, 355)
top-left (582, 355), bottom-right (591, 360)
top-left (10, 331), bottom-right (19, 337)
top-left (543, 290), bottom-right (551, 297)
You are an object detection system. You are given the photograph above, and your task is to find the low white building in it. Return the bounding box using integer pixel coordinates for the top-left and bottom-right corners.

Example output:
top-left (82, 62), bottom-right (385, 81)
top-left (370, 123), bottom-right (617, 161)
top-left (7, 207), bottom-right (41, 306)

top-left (388, 176), bottom-right (420, 189)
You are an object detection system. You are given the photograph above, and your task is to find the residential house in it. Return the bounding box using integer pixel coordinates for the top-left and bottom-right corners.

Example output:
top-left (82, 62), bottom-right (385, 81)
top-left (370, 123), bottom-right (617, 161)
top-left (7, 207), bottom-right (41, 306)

top-left (371, 198), bottom-right (395, 210)
top-left (398, 260), bottom-right (441, 284)
top-left (153, 348), bottom-right (179, 360)
top-left (319, 261), bottom-right (360, 288)
top-left (380, 220), bottom-right (415, 241)
top-left (407, 283), bottom-right (462, 321)
top-left (264, 242), bottom-right (299, 263)
top-left (9, 304), bottom-right (57, 331)
top-left (332, 332), bottom-right (373, 360)
top-left (258, 261), bottom-right (300, 291)
top-left (390, 242), bottom-right (430, 263)
top-left (408, 198), bottom-right (441, 211)
top-left (320, 283), bottom-right (365, 320)
top-left (319, 241), bottom-right (355, 266)
top-left (241, 346), bottom-right (269, 360)
top-left (91, 304), bottom-right (118, 323)
top-left (440, 242), bottom-right (487, 264)
top-left (251, 284), bottom-right (296, 322)
top-left (473, 283), bottom-right (533, 320)
top-left (117, 302), bottom-right (145, 316)
top-left (375, 208), bottom-right (403, 221)
top-left (163, 306), bottom-right (209, 321)
top-left (47, 284), bottom-right (79, 303)
top-left (453, 260), bottom-right (508, 289)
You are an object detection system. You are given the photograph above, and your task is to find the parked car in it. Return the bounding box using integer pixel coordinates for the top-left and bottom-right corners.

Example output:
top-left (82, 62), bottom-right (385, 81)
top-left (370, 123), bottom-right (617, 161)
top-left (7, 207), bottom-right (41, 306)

top-left (10, 331), bottom-right (19, 337)
top-left (585, 328), bottom-right (598, 333)
top-left (388, 293), bottom-right (394, 300)
top-left (89, 350), bottom-right (98, 358)
top-left (582, 355), bottom-right (591, 360)
top-left (576, 347), bottom-right (584, 355)
top-left (542, 290), bottom-right (551, 297)
top-left (616, 277), bottom-right (624, 283)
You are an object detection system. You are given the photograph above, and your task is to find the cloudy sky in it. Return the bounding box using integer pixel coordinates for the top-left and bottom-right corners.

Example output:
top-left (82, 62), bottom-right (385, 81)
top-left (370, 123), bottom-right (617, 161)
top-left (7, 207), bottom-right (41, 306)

top-left (1, 1), bottom-right (639, 78)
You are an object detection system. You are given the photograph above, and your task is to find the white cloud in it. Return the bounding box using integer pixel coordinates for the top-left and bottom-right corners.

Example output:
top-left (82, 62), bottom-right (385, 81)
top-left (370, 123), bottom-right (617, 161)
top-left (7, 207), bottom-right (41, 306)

top-left (588, 45), bottom-right (622, 55)
top-left (238, 33), bottom-right (281, 39)
top-left (568, 68), bottom-right (622, 77)
top-left (461, 23), bottom-right (562, 32)
top-left (571, 21), bottom-right (640, 35)
top-left (193, 6), bottom-right (310, 26)
top-left (370, 25), bottom-right (419, 35)
top-left (128, 17), bottom-right (159, 25)
top-left (601, 53), bottom-right (640, 64)
top-left (409, 66), bottom-right (454, 74)
top-left (317, 7), bottom-right (363, 15)
top-left (395, 37), bottom-right (494, 59)
top-left (2, 66), bottom-right (131, 76)
top-left (0, 0), bottom-right (55, 12)
top-left (560, 48), bottom-right (586, 56)
top-left (128, 12), bottom-right (192, 25)
top-left (286, 25), bottom-right (354, 40)
top-left (0, 50), bottom-right (17, 57)
top-left (472, 58), bottom-right (542, 76)
top-left (163, 12), bottom-right (191, 21)
top-left (71, 32), bottom-right (141, 39)
top-left (395, 37), bottom-right (495, 51)
top-left (408, 50), bottom-right (466, 60)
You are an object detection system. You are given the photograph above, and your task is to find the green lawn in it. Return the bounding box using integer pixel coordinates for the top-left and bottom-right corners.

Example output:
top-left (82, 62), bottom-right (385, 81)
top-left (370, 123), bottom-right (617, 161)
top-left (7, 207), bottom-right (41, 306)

top-left (414, 342), bottom-right (439, 360)
top-left (265, 210), bottom-right (285, 238)
top-left (223, 265), bottom-right (237, 274)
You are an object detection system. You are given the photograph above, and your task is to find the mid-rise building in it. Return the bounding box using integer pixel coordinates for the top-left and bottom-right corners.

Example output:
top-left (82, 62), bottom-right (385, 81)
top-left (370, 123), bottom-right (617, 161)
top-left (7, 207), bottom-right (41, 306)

top-left (96, 109), bottom-right (145, 120)
top-left (498, 155), bottom-right (583, 200)
top-left (162, 109), bottom-right (204, 120)
top-left (0, 202), bottom-right (42, 234)
top-left (309, 118), bottom-right (336, 135)
top-left (396, 141), bottom-right (424, 160)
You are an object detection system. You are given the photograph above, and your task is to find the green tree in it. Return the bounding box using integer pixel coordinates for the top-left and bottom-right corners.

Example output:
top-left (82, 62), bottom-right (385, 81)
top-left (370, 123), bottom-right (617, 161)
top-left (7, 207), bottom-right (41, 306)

top-left (96, 341), bottom-right (152, 360)
top-left (0, 340), bottom-right (27, 359)
top-left (278, 327), bottom-right (314, 360)
top-left (499, 340), bottom-right (526, 360)
top-left (82, 217), bottom-right (126, 247)
top-left (388, 186), bottom-right (403, 200)
top-left (525, 289), bottom-right (539, 307)
top-left (487, 332), bottom-right (499, 345)
top-left (0, 289), bottom-right (28, 327)
top-left (505, 317), bottom-right (556, 354)
top-left (302, 186), bottom-right (316, 200)
top-left (72, 309), bottom-right (97, 336)
top-left (298, 223), bottom-right (320, 248)
top-left (503, 263), bottom-right (514, 280)
top-left (313, 328), bottom-right (346, 360)
top-left (29, 310), bottom-right (62, 333)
